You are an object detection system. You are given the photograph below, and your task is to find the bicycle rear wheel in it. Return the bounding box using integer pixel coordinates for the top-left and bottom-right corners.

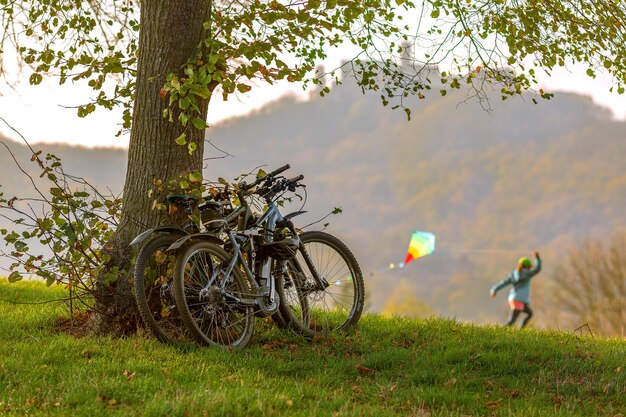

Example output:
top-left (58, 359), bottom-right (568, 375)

top-left (173, 241), bottom-right (255, 349)
top-left (133, 234), bottom-right (194, 345)
top-left (276, 231), bottom-right (364, 336)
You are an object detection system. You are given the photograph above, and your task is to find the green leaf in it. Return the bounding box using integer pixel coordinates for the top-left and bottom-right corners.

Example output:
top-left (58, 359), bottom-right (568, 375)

top-left (178, 112), bottom-right (189, 127)
top-left (46, 273), bottom-right (56, 286)
top-left (192, 118), bottom-right (208, 130)
top-left (189, 85), bottom-right (212, 99)
top-left (29, 73), bottom-right (43, 85)
top-left (8, 271), bottom-right (22, 283)
top-left (175, 133), bottom-right (187, 146)
top-left (179, 97), bottom-right (191, 110)
top-left (188, 214), bottom-right (202, 226)
top-left (14, 241), bottom-right (28, 252)
top-left (50, 187), bottom-right (63, 197)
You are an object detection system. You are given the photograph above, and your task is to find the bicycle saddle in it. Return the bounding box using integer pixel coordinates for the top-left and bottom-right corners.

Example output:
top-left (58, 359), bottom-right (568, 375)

top-left (165, 194), bottom-right (199, 206)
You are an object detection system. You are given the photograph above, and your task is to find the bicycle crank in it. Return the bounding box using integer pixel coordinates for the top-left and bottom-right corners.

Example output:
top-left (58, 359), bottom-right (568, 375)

top-left (256, 286), bottom-right (280, 315)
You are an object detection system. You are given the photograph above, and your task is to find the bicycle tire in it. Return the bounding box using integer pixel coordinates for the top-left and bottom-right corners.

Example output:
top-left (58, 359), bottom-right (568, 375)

top-left (173, 241), bottom-right (255, 349)
top-left (276, 231), bottom-right (364, 336)
top-left (271, 260), bottom-right (309, 330)
top-left (133, 234), bottom-right (194, 345)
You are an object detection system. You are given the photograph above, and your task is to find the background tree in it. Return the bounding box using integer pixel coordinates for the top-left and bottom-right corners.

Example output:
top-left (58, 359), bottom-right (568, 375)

top-left (550, 231), bottom-right (626, 337)
top-left (1, 0), bottom-right (625, 334)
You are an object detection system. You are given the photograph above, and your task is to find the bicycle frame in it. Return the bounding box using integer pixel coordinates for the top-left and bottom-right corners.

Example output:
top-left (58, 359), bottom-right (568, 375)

top-left (219, 201), bottom-right (285, 307)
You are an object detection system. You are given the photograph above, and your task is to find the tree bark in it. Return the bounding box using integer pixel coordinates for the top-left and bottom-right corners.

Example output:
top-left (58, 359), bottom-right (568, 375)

top-left (86, 0), bottom-right (212, 335)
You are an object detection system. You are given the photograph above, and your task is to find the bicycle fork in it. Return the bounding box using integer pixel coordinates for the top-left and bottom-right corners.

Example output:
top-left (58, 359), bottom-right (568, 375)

top-left (295, 240), bottom-right (330, 292)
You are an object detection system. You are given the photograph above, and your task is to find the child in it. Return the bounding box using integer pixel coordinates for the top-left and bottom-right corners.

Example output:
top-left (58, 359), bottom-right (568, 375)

top-left (490, 251), bottom-right (542, 328)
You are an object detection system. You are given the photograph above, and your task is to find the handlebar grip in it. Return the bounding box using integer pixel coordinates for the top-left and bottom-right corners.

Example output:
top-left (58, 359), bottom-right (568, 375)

top-left (288, 174), bottom-right (304, 183)
top-left (269, 164), bottom-right (290, 177)
top-left (239, 164), bottom-right (291, 191)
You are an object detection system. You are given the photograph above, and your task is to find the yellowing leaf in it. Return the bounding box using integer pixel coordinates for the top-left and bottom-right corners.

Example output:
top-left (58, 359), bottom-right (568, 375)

top-left (174, 133), bottom-right (187, 146)
top-left (189, 171), bottom-right (203, 183)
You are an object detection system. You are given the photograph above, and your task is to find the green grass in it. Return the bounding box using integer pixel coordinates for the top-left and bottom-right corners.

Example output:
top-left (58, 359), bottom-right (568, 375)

top-left (1, 280), bottom-right (624, 417)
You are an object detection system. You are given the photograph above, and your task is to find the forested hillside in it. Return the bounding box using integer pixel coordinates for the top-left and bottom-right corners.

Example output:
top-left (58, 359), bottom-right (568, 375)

top-left (205, 84), bottom-right (626, 327)
top-left (1, 82), bottom-right (624, 328)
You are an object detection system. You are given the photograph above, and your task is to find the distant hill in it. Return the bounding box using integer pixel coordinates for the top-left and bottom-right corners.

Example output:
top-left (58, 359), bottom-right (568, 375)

top-left (1, 81), bottom-right (624, 327)
top-left (0, 139), bottom-right (127, 194)
top-left (205, 83), bottom-right (626, 325)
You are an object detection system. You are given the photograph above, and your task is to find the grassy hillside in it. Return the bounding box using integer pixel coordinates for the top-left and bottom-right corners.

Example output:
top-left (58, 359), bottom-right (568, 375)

top-left (1, 280), bottom-right (624, 417)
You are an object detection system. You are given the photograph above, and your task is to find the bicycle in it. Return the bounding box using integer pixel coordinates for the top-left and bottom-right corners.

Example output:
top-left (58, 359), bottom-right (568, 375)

top-left (130, 192), bottom-right (232, 345)
top-left (170, 164), bottom-right (365, 349)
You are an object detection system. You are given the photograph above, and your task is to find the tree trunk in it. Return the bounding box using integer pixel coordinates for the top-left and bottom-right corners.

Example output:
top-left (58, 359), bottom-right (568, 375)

top-left (85, 0), bottom-right (212, 335)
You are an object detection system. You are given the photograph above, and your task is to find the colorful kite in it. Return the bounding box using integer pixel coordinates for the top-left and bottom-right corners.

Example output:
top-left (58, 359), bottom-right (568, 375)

top-left (403, 231), bottom-right (436, 265)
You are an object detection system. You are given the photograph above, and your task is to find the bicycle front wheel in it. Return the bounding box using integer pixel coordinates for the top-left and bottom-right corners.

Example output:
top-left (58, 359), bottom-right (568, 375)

top-left (277, 231), bottom-right (364, 336)
top-left (272, 259), bottom-right (309, 330)
top-left (173, 241), bottom-right (255, 349)
top-left (133, 234), bottom-right (194, 346)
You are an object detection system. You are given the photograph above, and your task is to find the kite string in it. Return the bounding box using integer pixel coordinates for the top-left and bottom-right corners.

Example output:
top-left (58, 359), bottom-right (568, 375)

top-left (367, 243), bottom-right (536, 276)
top-left (436, 242), bottom-right (535, 254)
top-left (439, 247), bottom-right (535, 254)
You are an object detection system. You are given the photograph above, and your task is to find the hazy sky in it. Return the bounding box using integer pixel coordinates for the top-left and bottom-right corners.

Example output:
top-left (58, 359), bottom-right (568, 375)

top-left (1, 65), bottom-right (624, 149)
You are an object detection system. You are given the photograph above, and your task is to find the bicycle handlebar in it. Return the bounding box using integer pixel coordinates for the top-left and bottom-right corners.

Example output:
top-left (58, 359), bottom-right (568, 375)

top-left (238, 164), bottom-right (291, 191)
top-left (256, 174), bottom-right (305, 200)
top-left (288, 174), bottom-right (304, 184)
top-left (270, 164), bottom-right (290, 177)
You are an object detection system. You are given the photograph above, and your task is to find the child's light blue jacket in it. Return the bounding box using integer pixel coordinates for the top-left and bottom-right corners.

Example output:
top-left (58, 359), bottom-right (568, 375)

top-left (491, 258), bottom-right (542, 304)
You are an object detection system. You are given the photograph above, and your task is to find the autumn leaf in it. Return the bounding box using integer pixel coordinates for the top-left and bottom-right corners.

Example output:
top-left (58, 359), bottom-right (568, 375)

top-left (444, 378), bottom-right (457, 386)
top-left (351, 385), bottom-right (364, 395)
top-left (486, 398), bottom-right (503, 409)
top-left (355, 363), bottom-right (375, 376)
top-left (236, 84), bottom-right (252, 93)
top-left (507, 389), bottom-right (522, 398)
